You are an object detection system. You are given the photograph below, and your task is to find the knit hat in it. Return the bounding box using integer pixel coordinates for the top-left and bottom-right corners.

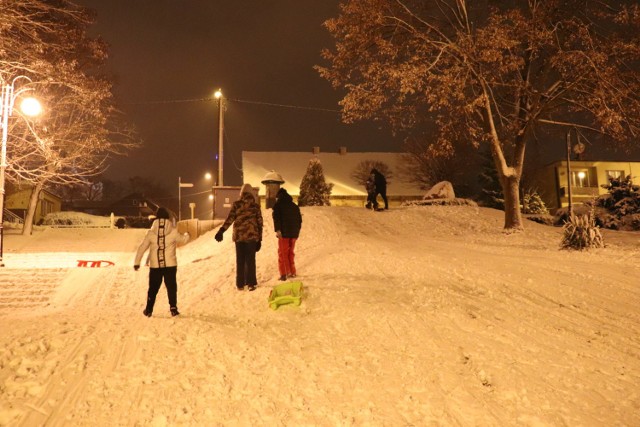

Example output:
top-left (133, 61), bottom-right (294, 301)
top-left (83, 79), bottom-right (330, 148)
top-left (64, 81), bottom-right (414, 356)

top-left (155, 206), bottom-right (171, 219)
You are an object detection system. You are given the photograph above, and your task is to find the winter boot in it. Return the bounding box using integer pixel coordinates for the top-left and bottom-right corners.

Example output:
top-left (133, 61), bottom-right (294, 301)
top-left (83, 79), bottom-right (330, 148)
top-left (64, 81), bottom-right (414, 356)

top-left (143, 309), bottom-right (152, 317)
top-left (170, 307), bottom-right (180, 317)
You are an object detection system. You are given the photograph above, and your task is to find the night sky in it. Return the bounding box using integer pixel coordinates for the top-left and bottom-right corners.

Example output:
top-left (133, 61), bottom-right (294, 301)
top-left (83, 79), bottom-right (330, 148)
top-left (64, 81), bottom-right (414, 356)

top-left (74, 1), bottom-right (398, 194)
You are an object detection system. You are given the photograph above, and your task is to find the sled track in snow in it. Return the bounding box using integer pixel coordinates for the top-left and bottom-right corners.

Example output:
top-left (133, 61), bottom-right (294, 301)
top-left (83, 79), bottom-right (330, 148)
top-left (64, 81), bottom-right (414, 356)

top-left (0, 268), bottom-right (68, 312)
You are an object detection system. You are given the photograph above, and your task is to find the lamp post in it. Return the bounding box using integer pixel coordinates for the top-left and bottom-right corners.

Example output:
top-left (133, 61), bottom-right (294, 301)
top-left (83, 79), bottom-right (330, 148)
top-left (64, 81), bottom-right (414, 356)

top-left (204, 172), bottom-right (213, 220)
top-left (178, 176), bottom-right (193, 222)
top-left (214, 89), bottom-right (224, 186)
top-left (0, 76), bottom-right (42, 267)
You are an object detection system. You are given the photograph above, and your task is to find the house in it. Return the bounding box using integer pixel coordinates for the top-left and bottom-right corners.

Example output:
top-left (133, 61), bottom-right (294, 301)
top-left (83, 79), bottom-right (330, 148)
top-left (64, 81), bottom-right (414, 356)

top-left (241, 148), bottom-right (424, 206)
top-left (536, 160), bottom-right (640, 211)
top-left (66, 193), bottom-right (162, 217)
top-left (5, 187), bottom-right (62, 224)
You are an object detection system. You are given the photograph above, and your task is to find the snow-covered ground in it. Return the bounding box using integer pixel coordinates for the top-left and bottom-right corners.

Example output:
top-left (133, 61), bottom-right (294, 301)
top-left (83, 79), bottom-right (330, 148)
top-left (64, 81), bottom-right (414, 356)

top-left (1, 205), bottom-right (639, 426)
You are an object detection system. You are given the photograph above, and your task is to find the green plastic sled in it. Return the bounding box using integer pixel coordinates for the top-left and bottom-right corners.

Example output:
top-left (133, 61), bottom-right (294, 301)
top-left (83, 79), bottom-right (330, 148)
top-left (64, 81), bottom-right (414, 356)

top-left (268, 281), bottom-right (303, 310)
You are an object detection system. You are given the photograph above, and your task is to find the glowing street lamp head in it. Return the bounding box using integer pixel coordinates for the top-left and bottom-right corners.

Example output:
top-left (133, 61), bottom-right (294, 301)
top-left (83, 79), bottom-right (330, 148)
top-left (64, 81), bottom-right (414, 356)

top-left (214, 89), bottom-right (222, 99)
top-left (20, 97), bottom-right (42, 117)
top-left (204, 172), bottom-right (212, 180)
top-left (577, 171), bottom-right (586, 179)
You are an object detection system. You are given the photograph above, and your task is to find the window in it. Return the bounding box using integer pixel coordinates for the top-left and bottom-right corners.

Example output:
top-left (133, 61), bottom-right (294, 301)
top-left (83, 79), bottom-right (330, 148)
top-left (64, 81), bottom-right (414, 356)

top-left (606, 170), bottom-right (624, 180)
top-left (40, 199), bottom-right (53, 216)
top-left (570, 170), bottom-right (590, 188)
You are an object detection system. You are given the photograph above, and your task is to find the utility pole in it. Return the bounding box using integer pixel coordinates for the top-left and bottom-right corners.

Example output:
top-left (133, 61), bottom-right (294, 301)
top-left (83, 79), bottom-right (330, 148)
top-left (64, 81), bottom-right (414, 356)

top-left (566, 131), bottom-right (573, 217)
top-left (214, 89), bottom-right (224, 186)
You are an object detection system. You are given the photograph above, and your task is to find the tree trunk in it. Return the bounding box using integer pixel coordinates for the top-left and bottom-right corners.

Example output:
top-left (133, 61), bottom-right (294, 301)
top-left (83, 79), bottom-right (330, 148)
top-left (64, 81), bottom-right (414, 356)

top-left (501, 174), bottom-right (523, 231)
top-left (22, 182), bottom-right (43, 235)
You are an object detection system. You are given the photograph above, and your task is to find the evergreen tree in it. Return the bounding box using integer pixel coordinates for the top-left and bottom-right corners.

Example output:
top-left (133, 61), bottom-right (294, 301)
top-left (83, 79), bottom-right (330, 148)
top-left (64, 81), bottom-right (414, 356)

top-left (597, 175), bottom-right (640, 229)
top-left (477, 149), bottom-right (504, 210)
top-left (521, 189), bottom-right (549, 215)
top-left (298, 158), bottom-right (333, 206)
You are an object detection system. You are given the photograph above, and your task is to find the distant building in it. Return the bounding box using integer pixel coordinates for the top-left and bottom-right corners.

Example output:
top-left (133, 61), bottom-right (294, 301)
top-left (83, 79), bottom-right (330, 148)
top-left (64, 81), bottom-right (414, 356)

top-left (5, 187), bottom-right (62, 224)
top-left (241, 148), bottom-right (424, 206)
top-left (65, 193), bottom-right (162, 217)
top-left (535, 160), bottom-right (640, 211)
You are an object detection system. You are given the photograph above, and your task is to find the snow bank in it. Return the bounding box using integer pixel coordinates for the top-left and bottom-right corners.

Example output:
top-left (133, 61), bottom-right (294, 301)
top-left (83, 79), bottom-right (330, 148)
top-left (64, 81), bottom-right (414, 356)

top-left (0, 205), bottom-right (639, 426)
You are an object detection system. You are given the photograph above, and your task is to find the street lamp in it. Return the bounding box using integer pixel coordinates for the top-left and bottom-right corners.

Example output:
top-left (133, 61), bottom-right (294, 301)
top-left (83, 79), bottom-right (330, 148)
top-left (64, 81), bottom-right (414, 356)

top-left (0, 76), bottom-right (42, 267)
top-left (214, 88), bottom-right (224, 186)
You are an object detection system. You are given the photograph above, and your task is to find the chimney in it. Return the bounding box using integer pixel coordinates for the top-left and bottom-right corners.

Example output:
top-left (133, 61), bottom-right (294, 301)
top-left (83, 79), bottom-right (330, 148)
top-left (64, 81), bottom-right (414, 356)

top-left (312, 146), bottom-right (320, 154)
top-left (339, 147), bottom-right (347, 155)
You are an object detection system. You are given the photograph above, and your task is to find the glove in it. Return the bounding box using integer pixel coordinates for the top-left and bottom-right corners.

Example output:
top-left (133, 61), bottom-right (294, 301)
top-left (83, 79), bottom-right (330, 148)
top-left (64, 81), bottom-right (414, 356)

top-left (215, 228), bottom-right (225, 242)
top-left (134, 265), bottom-right (140, 271)
top-left (275, 231), bottom-right (282, 239)
top-left (256, 241), bottom-right (261, 252)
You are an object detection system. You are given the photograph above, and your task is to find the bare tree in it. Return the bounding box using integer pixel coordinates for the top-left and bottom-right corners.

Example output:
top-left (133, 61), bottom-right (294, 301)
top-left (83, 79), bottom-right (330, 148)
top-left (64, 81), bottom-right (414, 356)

top-left (318, 0), bottom-right (640, 231)
top-left (350, 160), bottom-right (394, 186)
top-left (1, 0), bottom-right (137, 233)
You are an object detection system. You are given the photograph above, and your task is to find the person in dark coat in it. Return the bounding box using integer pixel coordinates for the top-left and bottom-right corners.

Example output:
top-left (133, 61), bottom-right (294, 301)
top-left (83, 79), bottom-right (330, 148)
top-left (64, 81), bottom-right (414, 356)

top-left (272, 188), bottom-right (302, 281)
top-left (215, 183), bottom-right (263, 291)
top-left (365, 172), bottom-right (377, 210)
top-left (134, 207), bottom-right (190, 317)
top-left (371, 168), bottom-right (388, 210)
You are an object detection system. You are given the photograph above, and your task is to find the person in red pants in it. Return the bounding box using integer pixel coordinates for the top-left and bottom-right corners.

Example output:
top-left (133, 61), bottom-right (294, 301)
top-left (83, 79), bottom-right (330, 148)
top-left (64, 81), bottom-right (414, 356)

top-left (272, 188), bottom-right (302, 281)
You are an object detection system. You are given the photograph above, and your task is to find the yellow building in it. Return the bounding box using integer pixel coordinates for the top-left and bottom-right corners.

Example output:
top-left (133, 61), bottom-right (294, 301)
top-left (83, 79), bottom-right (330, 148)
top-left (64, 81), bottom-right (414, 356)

top-left (537, 160), bottom-right (640, 211)
top-left (5, 187), bottom-right (62, 225)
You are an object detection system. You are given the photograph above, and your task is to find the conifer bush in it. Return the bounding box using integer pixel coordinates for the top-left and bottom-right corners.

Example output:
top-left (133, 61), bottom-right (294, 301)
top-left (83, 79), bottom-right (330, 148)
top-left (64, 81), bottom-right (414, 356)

top-left (521, 190), bottom-right (548, 215)
top-left (298, 158), bottom-right (333, 206)
top-left (595, 175), bottom-right (640, 230)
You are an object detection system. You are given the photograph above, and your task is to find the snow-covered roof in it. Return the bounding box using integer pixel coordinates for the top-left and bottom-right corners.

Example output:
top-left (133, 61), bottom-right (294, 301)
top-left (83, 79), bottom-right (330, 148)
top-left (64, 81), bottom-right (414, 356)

top-left (242, 150), bottom-right (423, 196)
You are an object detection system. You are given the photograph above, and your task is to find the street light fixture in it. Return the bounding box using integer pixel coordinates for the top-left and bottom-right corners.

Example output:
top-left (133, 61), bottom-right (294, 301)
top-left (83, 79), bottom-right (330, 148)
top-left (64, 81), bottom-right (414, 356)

top-left (0, 76), bottom-right (42, 267)
top-left (214, 88), bottom-right (224, 186)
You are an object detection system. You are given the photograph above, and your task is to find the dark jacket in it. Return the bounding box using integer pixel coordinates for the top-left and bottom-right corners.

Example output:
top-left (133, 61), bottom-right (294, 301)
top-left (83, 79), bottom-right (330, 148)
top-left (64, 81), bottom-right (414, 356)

top-left (272, 189), bottom-right (302, 239)
top-left (222, 191), bottom-right (263, 242)
top-left (371, 168), bottom-right (387, 192)
top-left (365, 174), bottom-right (376, 194)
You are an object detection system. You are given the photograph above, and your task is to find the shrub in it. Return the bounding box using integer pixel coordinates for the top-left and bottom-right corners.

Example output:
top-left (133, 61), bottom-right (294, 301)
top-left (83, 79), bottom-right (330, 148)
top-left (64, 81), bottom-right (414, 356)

top-left (560, 209), bottom-right (604, 250)
top-left (125, 216), bottom-right (152, 229)
top-left (402, 198), bottom-right (478, 207)
top-left (595, 175), bottom-right (640, 230)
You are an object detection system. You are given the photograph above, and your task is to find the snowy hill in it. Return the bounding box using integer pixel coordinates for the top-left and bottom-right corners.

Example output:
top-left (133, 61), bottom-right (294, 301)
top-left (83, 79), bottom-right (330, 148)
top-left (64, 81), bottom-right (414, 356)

top-left (1, 205), bottom-right (639, 426)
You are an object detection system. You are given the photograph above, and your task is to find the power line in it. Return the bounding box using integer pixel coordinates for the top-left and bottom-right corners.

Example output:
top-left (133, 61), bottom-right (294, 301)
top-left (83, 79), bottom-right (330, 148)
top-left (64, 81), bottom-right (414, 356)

top-left (123, 95), bottom-right (342, 114)
top-left (228, 98), bottom-right (341, 113)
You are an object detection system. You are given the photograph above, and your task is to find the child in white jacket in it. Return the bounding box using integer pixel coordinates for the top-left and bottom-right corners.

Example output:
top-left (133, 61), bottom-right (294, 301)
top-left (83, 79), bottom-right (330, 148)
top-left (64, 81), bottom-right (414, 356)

top-left (134, 207), bottom-right (190, 317)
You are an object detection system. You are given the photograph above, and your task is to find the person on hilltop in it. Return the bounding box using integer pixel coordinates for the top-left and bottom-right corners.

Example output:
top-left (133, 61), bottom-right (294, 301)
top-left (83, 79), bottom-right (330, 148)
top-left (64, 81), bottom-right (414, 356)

top-left (272, 187), bottom-right (302, 281)
top-left (371, 168), bottom-right (389, 210)
top-left (215, 183), bottom-right (263, 291)
top-left (134, 207), bottom-right (190, 317)
top-left (365, 172), bottom-right (377, 210)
